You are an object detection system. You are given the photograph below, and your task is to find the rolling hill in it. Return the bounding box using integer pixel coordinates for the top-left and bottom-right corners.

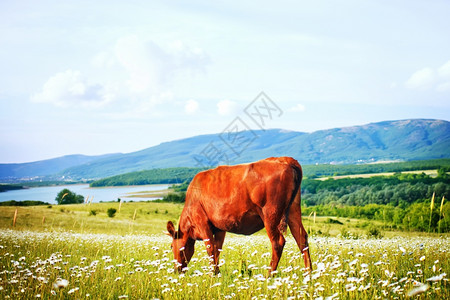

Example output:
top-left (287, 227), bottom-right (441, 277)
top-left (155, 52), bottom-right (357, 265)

top-left (0, 154), bottom-right (119, 180)
top-left (1, 119), bottom-right (449, 180)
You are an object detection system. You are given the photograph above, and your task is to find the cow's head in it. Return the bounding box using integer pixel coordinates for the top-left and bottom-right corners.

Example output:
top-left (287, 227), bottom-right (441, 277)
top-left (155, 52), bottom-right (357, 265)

top-left (166, 221), bottom-right (195, 272)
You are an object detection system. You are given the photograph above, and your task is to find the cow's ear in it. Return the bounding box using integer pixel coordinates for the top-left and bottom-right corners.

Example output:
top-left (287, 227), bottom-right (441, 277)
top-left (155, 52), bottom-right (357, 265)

top-left (167, 221), bottom-right (176, 237)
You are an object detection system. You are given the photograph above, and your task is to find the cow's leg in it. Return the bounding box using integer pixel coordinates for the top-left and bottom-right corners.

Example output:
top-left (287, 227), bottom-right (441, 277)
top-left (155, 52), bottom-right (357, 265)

top-left (197, 225), bottom-right (222, 274)
top-left (203, 230), bottom-right (226, 274)
top-left (287, 204), bottom-right (312, 270)
top-left (264, 219), bottom-right (286, 273)
top-left (213, 230), bottom-right (226, 264)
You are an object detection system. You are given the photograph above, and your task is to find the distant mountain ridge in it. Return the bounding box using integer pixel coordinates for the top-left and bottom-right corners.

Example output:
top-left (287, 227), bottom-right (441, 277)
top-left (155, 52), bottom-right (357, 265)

top-left (0, 154), bottom-right (119, 180)
top-left (1, 119), bottom-right (449, 180)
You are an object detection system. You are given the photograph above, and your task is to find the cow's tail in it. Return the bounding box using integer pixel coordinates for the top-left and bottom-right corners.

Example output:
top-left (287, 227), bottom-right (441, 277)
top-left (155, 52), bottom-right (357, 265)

top-left (279, 163), bottom-right (302, 233)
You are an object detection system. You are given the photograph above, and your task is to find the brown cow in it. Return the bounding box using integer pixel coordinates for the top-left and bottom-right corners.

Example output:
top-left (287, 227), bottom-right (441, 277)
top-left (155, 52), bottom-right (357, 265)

top-left (166, 156), bottom-right (312, 274)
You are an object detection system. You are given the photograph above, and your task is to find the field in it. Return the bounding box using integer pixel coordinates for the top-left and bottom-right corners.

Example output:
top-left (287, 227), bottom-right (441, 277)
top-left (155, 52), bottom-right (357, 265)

top-left (0, 203), bottom-right (449, 299)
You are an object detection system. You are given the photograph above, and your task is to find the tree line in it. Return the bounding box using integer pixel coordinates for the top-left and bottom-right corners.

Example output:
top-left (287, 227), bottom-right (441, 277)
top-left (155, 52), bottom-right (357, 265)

top-left (302, 158), bottom-right (450, 178)
top-left (301, 172), bottom-right (449, 207)
top-left (302, 201), bottom-right (449, 233)
top-left (90, 168), bottom-right (205, 187)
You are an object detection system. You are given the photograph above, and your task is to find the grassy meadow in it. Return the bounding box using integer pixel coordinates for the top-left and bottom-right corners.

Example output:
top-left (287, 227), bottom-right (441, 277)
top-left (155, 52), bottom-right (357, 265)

top-left (0, 202), bottom-right (448, 299)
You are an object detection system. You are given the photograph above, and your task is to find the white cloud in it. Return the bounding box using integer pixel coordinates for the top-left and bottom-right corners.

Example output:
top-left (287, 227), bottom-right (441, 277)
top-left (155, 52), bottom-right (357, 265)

top-left (32, 36), bottom-right (210, 111)
top-left (185, 99), bottom-right (199, 114)
top-left (405, 61), bottom-right (450, 92)
top-left (114, 36), bottom-right (167, 93)
top-left (289, 103), bottom-right (306, 112)
top-left (405, 67), bottom-right (434, 90)
top-left (438, 60), bottom-right (450, 78)
top-left (114, 35), bottom-right (210, 94)
top-left (217, 99), bottom-right (238, 116)
top-left (31, 69), bottom-right (114, 108)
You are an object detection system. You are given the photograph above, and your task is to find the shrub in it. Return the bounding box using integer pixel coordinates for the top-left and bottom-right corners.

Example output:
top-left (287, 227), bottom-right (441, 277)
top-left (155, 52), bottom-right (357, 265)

top-left (55, 189), bottom-right (84, 205)
top-left (367, 225), bottom-right (383, 238)
top-left (89, 210), bottom-right (97, 216)
top-left (107, 208), bottom-right (117, 218)
top-left (162, 192), bottom-right (186, 203)
top-left (326, 218), bottom-right (343, 225)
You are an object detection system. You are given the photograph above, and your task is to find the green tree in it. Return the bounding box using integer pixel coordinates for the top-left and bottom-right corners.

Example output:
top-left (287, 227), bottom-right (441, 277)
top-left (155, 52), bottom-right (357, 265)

top-left (55, 189), bottom-right (84, 205)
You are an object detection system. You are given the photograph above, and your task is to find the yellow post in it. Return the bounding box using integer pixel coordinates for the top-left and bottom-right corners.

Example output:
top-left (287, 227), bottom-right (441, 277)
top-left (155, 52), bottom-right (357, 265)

top-left (13, 209), bottom-right (18, 227)
top-left (429, 192), bottom-right (435, 232)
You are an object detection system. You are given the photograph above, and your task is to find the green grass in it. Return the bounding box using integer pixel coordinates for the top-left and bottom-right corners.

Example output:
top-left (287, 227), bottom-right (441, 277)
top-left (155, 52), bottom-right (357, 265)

top-left (0, 203), bottom-right (448, 299)
top-left (0, 202), bottom-right (183, 235)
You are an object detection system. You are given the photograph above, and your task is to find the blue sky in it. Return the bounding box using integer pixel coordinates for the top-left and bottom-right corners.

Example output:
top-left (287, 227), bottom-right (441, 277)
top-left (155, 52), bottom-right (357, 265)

top-left (1, 0), bottom-right (449, 163)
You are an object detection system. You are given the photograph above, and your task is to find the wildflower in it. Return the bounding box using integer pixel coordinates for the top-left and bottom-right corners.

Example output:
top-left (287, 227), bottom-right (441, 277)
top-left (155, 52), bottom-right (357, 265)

top-left (115, 277), bottom-right (121, 281)
top-left (378, 280), bottom-right (389, 287)
top-left (37, 276), bottom-right (48, 283)
top-left (303, 274), bottom-right (310, 284)
top-left (345, 283), bottom-right (356, 292)
top-left (337, 272), bottom-right (346, 277)
top-left (406, 283), bottom-right (429, 297)
top-left (349, 259), bottom-right (358, 267)
top-left (67, 287), bottom-right (79, 294)
top-left (399, 277), bottom-right (408, 283)
top-left (426, 273), bottom-right (446, 282)
top-left (118, 295), bottom-right (128, 299)
top-left (419, 255), bottom-right (426, 261)
top-left (325, 292), bottom-right (339, 300)
top-left (210, 282), bottom-right (221, 288)
top-left (53, 279), bottom-right (69, 289)
top-left (316, 262), bottom-right (325, 272)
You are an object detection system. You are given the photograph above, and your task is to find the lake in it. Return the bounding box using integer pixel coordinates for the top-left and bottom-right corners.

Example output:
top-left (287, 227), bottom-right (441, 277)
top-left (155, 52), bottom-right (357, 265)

top-left (0, 184), bottom-right (170, 204)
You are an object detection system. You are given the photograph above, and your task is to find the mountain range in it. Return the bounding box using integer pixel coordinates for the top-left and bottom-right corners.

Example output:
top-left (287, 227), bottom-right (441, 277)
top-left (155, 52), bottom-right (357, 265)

top-left (1, 119), bottom-right (449, 181)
